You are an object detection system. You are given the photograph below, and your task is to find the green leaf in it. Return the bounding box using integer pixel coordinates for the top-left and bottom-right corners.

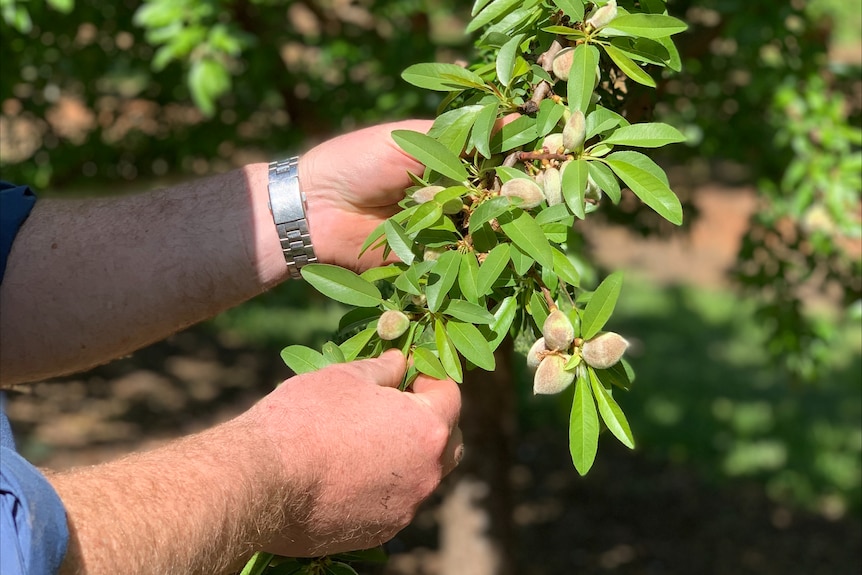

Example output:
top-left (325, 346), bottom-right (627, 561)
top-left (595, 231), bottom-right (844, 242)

top-left (496, 34), bottom-right (523, 87)
top-left (394, 268), bottom-right (422, 295)
top-left (326, 562), bottom-right (360, 575)
top-left (536, 99), bottom-right (566, 137)
top-left (495, 166), bottom-right (532, 182)
top-left (570, 369), bottom-right (599, 476)
top-left (542, 222), bottom-right (569, 244)
top-left (322, 341), bottom-right (346, 364)
top-left (280, 345), bottom-right (330, 374)
top-left (239, 552), bottom-right (275, 575)
top-left (640, 0), bottom-right (667, 13)
top-left (384, 220), bottom-right (417, 265)
top-left (607, 150), bottom-right (669, 184)
top-left (400, 320), bottom-right (420, 357)
top-left (530, 290), bottom-right (550, 331)
top-left (586, 106), bottom-right (628, 139)
top-left (426, 250), bottom-right (462, 312)
top-left (490, 115), bottom-right (538, 153)
top-left (581, 271), bottom-right (623, 340)
top-left (446, 321), bottom-right (496, 371)
top-left (551, 0), bottom-right (585, 21)
top-left (594, 360), bottom-right (633, 391)
top-left (46, 0), bottom-right (73, 13)
top-left (339, 327), bottom-right (377, 361)
top-left (531, 64), bottom-right (554, 84)
top-left (405, 202), bottom-right (444, 235)
top-left (602, 123), bottom-right (686, 148)
top-left (609, 37), bottom-right (671, 67)
top-left (477, 243), bottom-right (511, 296)
top-left (360, 264), bottom-right (403, 283)
top-left (472, 102), bottom-right (499, 158)
top-left (338, 307), bottom-right (383, 334)
top-left (562, 159), bottom-right (588, 219)
top-left (392, 130), bottom-right (469, 183)
top-left (188, 57), bottom-right (231, 117)
top-left (301, 264), bottom-right (383, 307)
top-left (401, 63), bottom-right (486, 92)
top-left (498, 210), bottom-right (554, 271)
top-left (535, 203), bottom-right (573, 225)
top-left (458, 252), bottom-right (481, 304)
top-left (413, 347), bottom-right (450, 380)
top-left (358, 207), bottom-right (416, 258)
top-left (467, 0), bottom-right (522, 33)
top-left (435, 319), bottom-right (463, 383)
top-left (441, 299), bottom-right (496, 324)
top-left (589, 368), bottom-right (635, 449)
top-left (605, 153), bottom-right (683, 225)
top-left (429, 105), bottom-right (484, 155)
top-left (472, 0), bottom-right (494, 16)
top-left (469, 196), bottom-right (515, 233)
top-left (605, 13), bottom-right (688, 39)
top-left (481, 6), bottom-right (535, 40)
top-left (654, 35), bottom-right (682, 71)
top-left (542, 25), bottom-right (582, 36)
top-left (509, 244), bottom-right (534, 276)
top-left (481, 295), bottom-right (518, 350)
top-left (602, 44), bottom-right (655, 88)
top-left (566, 44), bottom-right (600, 114)
top-left (470, 225), bottom-right (496, 256)
top-left (552, 248), bottom-right (581, 287)
top-left (588, 161), bottom-right (621, 204)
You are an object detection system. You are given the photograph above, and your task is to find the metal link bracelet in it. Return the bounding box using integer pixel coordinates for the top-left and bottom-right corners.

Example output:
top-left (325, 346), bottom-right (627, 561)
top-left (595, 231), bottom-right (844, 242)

top-left (267, 157), bottom-right (317, 279)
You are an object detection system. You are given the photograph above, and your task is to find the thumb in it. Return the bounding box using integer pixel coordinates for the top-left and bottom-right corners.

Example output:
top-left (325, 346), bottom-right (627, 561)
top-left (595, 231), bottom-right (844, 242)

top-left (349, 349), bottom-right (407, 389)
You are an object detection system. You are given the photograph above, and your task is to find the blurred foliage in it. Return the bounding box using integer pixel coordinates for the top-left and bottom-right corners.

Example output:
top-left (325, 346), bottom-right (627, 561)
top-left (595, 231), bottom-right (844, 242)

top-left (652, 0), bottom-right (862, 382)
top-left (0, 0), bottom-right (469, 189)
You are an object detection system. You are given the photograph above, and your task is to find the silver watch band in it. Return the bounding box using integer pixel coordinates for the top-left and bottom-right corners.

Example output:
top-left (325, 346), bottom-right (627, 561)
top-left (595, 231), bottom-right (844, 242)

top-left (267, 157), bottom-right (317, 279)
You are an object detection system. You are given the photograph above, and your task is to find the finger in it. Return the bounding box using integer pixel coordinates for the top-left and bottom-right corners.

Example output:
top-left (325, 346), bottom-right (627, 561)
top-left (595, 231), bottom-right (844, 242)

top-left (493, 112), bottom-right (521, 134)
top-left (410, 374), bottom-right (462, 430)
top-left (441, 425), bottom-right (464, 477)
top-left (348, 349), bottom-right (407, 389)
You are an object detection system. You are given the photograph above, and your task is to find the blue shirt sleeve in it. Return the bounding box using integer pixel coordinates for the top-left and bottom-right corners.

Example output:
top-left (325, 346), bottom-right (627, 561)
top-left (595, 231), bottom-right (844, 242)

top-left (1, 181), bottom-right (37, 282)
top-left (0, 181), bottom-right (69, 574)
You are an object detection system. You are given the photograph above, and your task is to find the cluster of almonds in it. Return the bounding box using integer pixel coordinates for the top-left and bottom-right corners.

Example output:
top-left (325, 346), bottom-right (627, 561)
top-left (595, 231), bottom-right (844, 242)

top-left (411, 108), bottom-right (600, 216)
top-left (410, 5), bottom-right (620, 217)
top-left (383, 1), bottom-right (625, 388)
top-left (495, 1), bottom-right (621, 210)
top-left (527, 309), bottom-right (628, 395)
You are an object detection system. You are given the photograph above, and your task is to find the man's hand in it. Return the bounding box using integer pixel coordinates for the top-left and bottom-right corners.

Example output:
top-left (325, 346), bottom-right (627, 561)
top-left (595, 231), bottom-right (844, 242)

top-left (244, 349), bottom-right (463, 556)
top-left (52, 349), bottom-right (462, 574)
top-left (300, 120), bottom-right (433, 272)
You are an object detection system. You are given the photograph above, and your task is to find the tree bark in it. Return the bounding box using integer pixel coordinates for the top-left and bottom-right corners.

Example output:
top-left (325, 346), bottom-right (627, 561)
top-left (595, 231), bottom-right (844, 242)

top-left (438, 338), bottom-right (517, 575)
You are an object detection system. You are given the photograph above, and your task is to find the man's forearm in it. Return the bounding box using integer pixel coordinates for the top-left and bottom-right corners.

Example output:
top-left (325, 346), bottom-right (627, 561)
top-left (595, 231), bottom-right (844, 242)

top-left (0, 164), bottom-right (284, 385)
top-left (48, 416), bottom-right (294, 575)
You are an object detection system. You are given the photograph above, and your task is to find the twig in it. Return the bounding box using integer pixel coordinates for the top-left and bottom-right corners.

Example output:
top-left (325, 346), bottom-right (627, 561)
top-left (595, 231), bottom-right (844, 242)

top-left (523, 39), bottom-right (565, 114)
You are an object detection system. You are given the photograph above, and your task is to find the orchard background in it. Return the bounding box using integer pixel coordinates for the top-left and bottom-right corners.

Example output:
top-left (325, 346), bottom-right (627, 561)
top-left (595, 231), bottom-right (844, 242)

top-left (1, 1), bottom-right (860, 573)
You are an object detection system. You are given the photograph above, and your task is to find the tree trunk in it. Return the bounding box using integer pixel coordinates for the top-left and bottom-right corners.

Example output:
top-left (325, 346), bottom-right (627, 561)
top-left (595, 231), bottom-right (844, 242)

top-left (438, 337), bottom-right (517, 575)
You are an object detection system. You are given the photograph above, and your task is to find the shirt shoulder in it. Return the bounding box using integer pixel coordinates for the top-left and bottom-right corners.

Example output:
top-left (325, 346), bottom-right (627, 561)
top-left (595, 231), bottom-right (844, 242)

top-left (0, 180), bottom-right (37, 283)
top-left (1, 397), bottom-right (69, 575)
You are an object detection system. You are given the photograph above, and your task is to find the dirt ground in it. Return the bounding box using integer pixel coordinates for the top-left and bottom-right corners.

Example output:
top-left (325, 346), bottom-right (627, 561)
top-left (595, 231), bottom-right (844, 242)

top-left (4, 180), bottom-right (861, 574)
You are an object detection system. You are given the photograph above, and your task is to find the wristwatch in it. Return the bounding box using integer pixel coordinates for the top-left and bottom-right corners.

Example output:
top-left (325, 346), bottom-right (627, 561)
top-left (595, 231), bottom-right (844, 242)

top-left (267, 157), bottom-right (317, 279)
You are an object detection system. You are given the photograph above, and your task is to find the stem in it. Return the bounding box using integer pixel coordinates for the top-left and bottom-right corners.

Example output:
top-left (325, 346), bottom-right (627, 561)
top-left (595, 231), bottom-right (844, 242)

top-left (523, 39), bottom-right (565, 114)
top-left (517, 150), bottom-right (570, 162)
top-left (528, 270), bottom-right (558, 312)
